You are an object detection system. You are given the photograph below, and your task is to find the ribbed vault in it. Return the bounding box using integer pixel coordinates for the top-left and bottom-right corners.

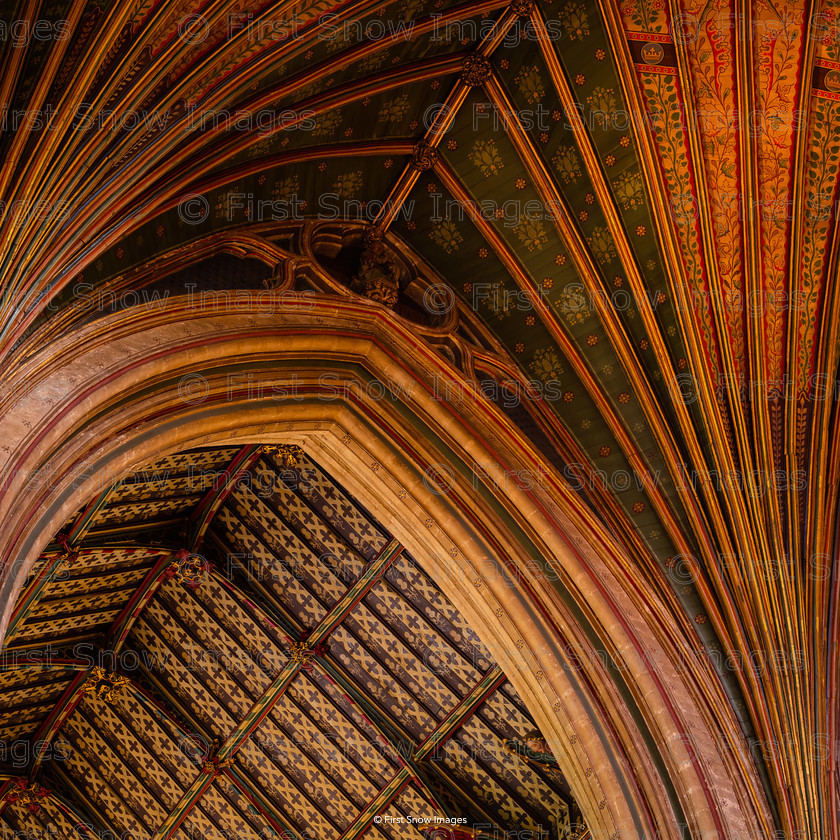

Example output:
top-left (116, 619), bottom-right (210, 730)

top-left (0, 0), bottom-right (838, 837)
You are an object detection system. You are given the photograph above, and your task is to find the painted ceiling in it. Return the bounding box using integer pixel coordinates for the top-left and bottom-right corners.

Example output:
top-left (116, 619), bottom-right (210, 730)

top-left (0, 0), bottom-right (838, 836)
top-left (0, 445), bottom-right (579, 839)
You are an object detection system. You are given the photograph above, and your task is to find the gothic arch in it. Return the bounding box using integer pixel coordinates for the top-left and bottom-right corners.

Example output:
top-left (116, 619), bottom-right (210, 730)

top-left (0, 297), bottom-right (772, 840)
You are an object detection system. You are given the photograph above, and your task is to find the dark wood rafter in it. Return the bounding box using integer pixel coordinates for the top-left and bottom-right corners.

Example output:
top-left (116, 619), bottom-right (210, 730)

top-left (188, 444), bottom-right (265, 551)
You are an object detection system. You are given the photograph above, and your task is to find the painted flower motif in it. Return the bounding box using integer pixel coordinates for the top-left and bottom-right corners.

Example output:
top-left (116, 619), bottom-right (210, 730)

top-left (426, 182), bottom-right (438, 192)
top-left (515, 65), bottom-right (546, 103)
top-left (555, 253), bottom-right (567, 266)
top-left (640, 338), bottom-right (649, 350)
top-left (619, 392), bottom-right (630, 403)
top-left (313, 109), bottom-right (342, 136)
top-left (585, 193), bottom-right (595, 204)
top-left (540, 132), bottom-right (549, 143)
top-left (612, 170), bottom-right (645, 210)
top-left (384, 159), bottom-right (393, 168)
top-left (606, 154), bottom-right (616, 166)
top-left (595, 49), bottom-right (606, 59)
top-left (500, 58), bottom-right (510, 69)
top-left (587, 87), bottom-right (617, 127)
top-left (274, 176), bottom-right (299, 201)
top-left (332, 170), bottom-right (364, 199)
top-left (579, 210), bottom-right (589, 221)
top-left (529, 346), bottom-right (564, 382)
top-left (556, 286), bottom-right (588, 324)
top-left (587, 334), bottom-right (598, 346)
top-left (613, 276), bottom-right (623, 286)
top-left (620, 136), bottom-right (631, 147)
top-left (563, 391), bottom-right (574, 402)
top-left (515, 178), bottom-right (526, 189)
top-left (599, 446), bottom-right (611, 457)
top-left (469, 139), bottom-right (504, 177)
top-left (429, 219), bottom-right (463, 253)
top-left (525, 315), bottom-right (535, 326)
top-left (552, 145), bottom-right (582, 183)
top-left (542, 276), bottom-right (554, 290)
top-left (587, 226), bottom-right (617, 264)
top-left (515, 342), bottom-right (525, 353)
top-left (632, 501), bottom-right (645, 513)
top-left (447, 139), bottom-right (458, 150)
top-left (656, 291), bottom-right (666, 303)
top-left (514, 217), bottom-right (549, 251)
top-left (378, 93), bottom-right (409, 123)
top-left (636, 225), bottom-right (646, 236)
top-left (478, 247), bottom-right (488, 258)
top-left (575, 74), bottom-right (586, 85)
top-left (561, 2), bottom-right (590, 39)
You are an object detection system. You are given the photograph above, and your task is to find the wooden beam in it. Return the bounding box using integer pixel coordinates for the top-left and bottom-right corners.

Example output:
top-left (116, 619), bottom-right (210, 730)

top-left (336, 666), bottom-right (505, 840)
top-left (188, 445), bottom-right (263, 551)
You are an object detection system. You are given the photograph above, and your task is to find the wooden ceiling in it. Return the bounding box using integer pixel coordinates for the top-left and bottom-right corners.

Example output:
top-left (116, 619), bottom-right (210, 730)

top-left (0, 445), bottom-right (577, 839)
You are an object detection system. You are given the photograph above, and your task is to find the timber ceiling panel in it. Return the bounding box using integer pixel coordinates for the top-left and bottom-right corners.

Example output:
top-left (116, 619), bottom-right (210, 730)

top-left (0, 446), bottom-right (574, 839)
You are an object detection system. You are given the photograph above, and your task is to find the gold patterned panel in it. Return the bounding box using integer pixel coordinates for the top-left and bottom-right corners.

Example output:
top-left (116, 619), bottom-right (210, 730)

top-left (250, 461), bottom-right (367, 583)
top-left (14, 608), bottom-right (123, 640)
top-left (304, 669), bottom-right (403, 781)
top-left (235, 725), bottom-right (345, 839)
top-left (266, 680), bottom-right (383, 809)
top-left (44, 566), bottom-right (152, 598)
top-left (129, 608), bottom-right (241, 740)
top-left (215, 502), bottom-right (330, 626)
top-left (61, 719), bottom-right (155, 836)
top-left (294, 453), bottom-right (390, 554)
top-left (159, 582), bottom-right (273, 701)
top-left (81, 691), bottom-right (191, 806)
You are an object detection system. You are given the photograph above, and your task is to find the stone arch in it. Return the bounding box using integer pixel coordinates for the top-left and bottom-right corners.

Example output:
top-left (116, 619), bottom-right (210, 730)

top-left (0, 297), bottom-right (772, 840)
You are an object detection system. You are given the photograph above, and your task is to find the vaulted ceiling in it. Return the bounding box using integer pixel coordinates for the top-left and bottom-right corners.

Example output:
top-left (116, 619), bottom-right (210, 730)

top-left (0, 445), bottom-right (579, 839)
top-left (0, 0), bottom-right (838, 837)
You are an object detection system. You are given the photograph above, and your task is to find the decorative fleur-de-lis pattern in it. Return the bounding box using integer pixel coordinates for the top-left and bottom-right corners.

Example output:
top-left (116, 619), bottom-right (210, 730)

top-left (89, 495), bottom-right (203, 528)
top-left (61, 714), bottom-right (161, 835)
top-left (78, 694), bottom-right (188, 810)
top-left (305, 668), bottom-right (404, 779)
top-left (44, 565), bottom-right (151, 599)
top-left (292, 453), bottom-right (390, 558)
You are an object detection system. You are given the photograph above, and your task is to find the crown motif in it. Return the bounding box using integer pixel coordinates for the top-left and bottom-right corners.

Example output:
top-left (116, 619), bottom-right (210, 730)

top-left (640, 42), bottom-right (664, 65)
top-left (825, 69), bottom-right (840, 92)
